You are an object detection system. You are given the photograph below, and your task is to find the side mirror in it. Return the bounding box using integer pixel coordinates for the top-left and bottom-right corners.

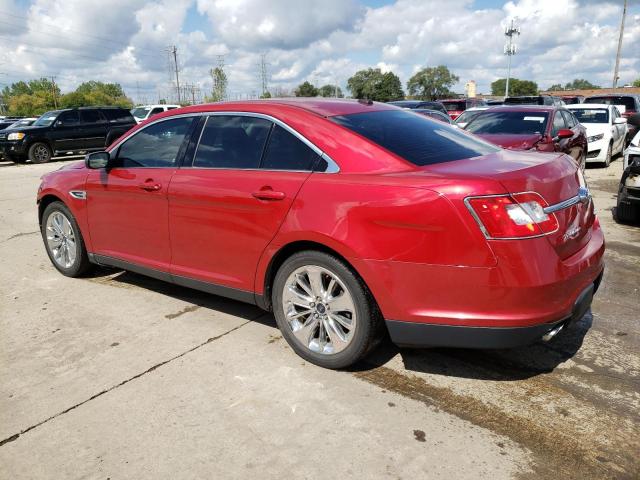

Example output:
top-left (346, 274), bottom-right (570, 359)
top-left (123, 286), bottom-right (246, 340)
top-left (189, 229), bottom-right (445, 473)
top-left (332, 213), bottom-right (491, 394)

top-left (85, 151), bottom-right (110, 169)
top-left (614, 117), bottom-right (627, 124)
top-left (556, 129), bottom-right (573, 140)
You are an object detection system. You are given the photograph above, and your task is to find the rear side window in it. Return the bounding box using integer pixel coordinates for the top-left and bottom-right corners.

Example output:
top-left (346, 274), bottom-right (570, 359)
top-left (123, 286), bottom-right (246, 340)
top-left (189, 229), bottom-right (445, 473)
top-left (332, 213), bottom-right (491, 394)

top-left (261, 125), bottom-right (319, 171)
top-left (331, 110), bottom-right (498, 166)
top-left (102, 108), bottom-right (135, 123)
top-left (193, 115), bottom-right (271, 169)
top-left (80, 109), bottom-right (105, 124)
top-left (442, 101), bottom-right (466, 111)
top-left (115, 117), bottom-right (195, 168)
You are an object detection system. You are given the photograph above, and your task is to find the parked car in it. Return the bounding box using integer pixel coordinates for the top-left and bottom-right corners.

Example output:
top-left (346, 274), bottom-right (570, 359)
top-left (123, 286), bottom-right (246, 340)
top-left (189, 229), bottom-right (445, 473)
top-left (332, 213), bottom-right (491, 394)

top-left (387, 100), bottom-right (448, 115)
top-left (37, 99), bottom-right (604, 369)
top-left (454, 106), bottom-right (490, 129)
top-left (131, 104), bottom-right (180, 124)
top-left (0, 107), bottom-right (136, 164)
top-left (0, 116), bottom-right (25, 130)
top-left (616, 131), bottom-right (640, 224)
top-left (562, 96), bottom-right (585, 105)
top-left (441, 98), bottom-right (488, 120)
top-left (412, 108), bottom-right (452, 123)
top-left (464, 105), bottom-right (588, 169)
top-left (6, 117), bottom-right (37, 129)
top-left (504, 95), bottom-right (564, 106)
top-left (567, 104), bottom-right (627, 167)
top-left (486, 99), bottom-right (504, 106)
top-left (585, 95), bottom-right (640, 145)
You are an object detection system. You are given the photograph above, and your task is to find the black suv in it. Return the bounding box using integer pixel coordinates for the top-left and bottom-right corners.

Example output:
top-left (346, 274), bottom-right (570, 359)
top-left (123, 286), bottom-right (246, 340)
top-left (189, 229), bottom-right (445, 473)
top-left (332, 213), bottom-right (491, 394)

top-left (0, 107), bottom-right (136, 164)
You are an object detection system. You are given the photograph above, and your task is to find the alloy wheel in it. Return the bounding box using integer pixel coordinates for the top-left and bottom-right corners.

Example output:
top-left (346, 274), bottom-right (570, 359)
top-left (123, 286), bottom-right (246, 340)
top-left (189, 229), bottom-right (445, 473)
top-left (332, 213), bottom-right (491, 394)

top-left (281, 265), bottom-right (357, 355)
top-left (45, 211), bottom-right (77, 269)
top-left (34, 144), bottom-right (50, 163)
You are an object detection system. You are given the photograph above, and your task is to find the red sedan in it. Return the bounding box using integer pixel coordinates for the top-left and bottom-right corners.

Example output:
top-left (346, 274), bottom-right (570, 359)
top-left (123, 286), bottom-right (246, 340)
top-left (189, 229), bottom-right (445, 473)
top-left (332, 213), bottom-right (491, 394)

top-left (464, 105), bottom-right (588, 169)
top-left (37, 99), bottom-right (604, 369)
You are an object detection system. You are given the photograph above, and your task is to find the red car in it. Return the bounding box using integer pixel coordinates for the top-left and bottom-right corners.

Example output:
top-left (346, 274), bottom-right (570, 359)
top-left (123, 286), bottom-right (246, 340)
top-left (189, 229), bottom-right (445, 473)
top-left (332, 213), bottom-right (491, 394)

top-left (441, 98), bottom-right (487, 120)
top-left (37, 99), bottom-right (604, 369)
top-left (464, 106), bottom-right (588, 169)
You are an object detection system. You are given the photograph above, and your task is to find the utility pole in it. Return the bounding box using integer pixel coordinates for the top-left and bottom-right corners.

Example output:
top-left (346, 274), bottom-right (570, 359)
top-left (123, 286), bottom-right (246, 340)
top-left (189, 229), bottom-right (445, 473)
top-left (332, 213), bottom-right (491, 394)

top-left (168, 45), bottom-right (181, 104)
top-left (259, 53), bottom-right (269, 97)
top-left (613, 0), bottom-right (627, 88)
top-left (49, 76), bottom-right (58, 108)
top-left (503, 19), bottom-right (520, 98)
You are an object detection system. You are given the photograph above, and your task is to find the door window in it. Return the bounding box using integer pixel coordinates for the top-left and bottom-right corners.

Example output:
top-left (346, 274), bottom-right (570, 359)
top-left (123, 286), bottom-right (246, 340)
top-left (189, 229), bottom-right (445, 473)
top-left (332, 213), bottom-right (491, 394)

top-left (80, 109), bottom-right (106, 124)
top-left (552, 111), bottom-right (566, 136)
top-left (150, 107), bottom-right (164, 117)
top-left (261, 124), bottom-right (319, 171)
top-left (193, 115), bottom-right (271, 168)
top-left (115, 117), bottom-right (195, 168)
top-left (561, 110), bottom-right (576, 128)
top-left (56, 111), bottom-right (80, 127)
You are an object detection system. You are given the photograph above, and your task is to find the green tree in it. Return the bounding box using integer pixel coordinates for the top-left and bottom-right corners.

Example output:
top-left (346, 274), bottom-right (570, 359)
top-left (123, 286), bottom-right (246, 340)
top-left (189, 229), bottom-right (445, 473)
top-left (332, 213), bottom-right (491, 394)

top-left (347, 68), bottom-right (404, 101)
top-left (631, 78), bottom-right (640, 87)
top-left (318, 84), bottom-right (344, 98)
top-left (208, 67), bottom-right (228, 102)
top-left (491, 78), bottom-right (538, 96)
top-left (2, 78), bottom-right (61, 115)
top-left (547, 83), bottom-right (564, 91)
top-left (260, 91), bottom-right (272, 99)
top-left (407, 65), bottom-right (459, 100)
top-left (295, 81), bottom-right (319, 97)
top-left (564, 78), bottom-right (600, 90)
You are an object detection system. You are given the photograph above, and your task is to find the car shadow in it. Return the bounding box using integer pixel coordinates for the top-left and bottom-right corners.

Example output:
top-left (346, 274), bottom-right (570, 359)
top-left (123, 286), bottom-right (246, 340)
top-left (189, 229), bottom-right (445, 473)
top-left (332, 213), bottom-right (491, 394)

top-left (84, 266), bottom-right (592, 381)
top-left (83, 266), bottom-right (277, 327)
top-left (353, 312), bottom-right (593, 381)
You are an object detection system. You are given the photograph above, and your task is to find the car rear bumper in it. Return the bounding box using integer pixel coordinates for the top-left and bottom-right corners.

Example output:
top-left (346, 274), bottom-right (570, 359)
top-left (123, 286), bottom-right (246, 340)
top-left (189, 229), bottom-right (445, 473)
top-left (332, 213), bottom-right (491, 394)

top-left (385, 272), bottom-right (601, 348)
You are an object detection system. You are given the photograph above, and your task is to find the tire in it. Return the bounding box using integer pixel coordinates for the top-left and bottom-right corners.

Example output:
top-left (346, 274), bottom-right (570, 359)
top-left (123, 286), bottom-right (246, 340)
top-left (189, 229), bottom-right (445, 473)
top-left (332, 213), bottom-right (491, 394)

top-left (5, 153), bottom-right (27, 164)
top-left (28, 142), bottom-right (52, 164)
top-left (272, 250), bottom-right (383, 369)
top-left (615, 202), bottom-right (640, 225)
top-left (41, 201), bottom-right (92, 277)
top-left (602, 143), bottom-right (612, 168)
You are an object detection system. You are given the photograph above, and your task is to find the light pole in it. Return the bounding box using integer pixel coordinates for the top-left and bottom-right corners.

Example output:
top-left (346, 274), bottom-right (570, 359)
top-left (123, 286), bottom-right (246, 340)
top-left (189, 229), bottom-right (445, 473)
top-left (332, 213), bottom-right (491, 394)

top-left (612, 0), bottom-right (627, 88)
top-left (504, 19), bottom-right (520, 98)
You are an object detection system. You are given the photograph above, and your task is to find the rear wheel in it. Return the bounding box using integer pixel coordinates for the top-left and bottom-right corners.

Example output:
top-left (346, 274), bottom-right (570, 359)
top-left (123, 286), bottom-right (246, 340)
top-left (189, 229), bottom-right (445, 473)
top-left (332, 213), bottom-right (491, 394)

top-left (272, 250), bottom-right (382, 369)
top-left (615, 202), bottom-right (640, 225)
top-left (28, 142), bottom-right (52, 164)
top-left (41, 201), bottom-right (92, 277)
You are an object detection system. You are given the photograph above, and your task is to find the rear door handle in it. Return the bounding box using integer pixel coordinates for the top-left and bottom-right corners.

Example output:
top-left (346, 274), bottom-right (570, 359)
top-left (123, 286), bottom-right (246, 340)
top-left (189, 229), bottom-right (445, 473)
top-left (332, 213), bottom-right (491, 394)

top-left (252, 187), bottom-right (285, 201)
top-left (139, 180), bottom-right (162, 191)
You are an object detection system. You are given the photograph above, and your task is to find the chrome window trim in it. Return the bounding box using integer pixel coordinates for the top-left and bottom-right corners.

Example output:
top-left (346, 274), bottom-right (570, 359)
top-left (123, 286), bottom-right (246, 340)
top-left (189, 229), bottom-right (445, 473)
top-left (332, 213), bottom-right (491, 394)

top-left (109, 111), bottom-right (340, 174)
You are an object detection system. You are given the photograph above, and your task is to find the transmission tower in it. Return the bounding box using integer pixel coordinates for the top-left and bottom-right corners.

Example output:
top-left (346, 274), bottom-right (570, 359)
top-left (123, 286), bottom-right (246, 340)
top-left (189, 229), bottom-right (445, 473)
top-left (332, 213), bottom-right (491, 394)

top-left (503, 19), bottom-right (520, 97)
top-left (167, 45), bottom-right (181, 104)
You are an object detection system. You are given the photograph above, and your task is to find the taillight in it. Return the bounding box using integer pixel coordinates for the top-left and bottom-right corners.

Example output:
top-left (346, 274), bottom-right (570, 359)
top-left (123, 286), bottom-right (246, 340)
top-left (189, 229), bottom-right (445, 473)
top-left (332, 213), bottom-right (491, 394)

top-left (465, 192), bottom-right (558, 239)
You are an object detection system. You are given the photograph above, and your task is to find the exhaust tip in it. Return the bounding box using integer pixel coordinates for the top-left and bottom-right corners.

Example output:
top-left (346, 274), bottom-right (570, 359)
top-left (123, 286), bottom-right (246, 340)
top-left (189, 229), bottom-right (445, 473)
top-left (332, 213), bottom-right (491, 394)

top-left (542, 323), bottom-right (564, 342)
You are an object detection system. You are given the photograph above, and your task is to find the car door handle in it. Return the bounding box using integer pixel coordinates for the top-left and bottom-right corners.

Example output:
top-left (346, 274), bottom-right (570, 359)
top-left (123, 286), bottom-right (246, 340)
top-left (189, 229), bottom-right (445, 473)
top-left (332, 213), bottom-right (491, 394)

top-left (139, 180), bottom-right (162, 191)
top-left (252, 188), bottom-right (285, 201)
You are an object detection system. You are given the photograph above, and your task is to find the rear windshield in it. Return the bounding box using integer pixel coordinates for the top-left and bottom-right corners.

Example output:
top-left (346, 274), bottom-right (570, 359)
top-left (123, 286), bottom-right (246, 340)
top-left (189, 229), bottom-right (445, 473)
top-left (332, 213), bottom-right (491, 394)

top-left (584, 96), bottom-right (635, 109)
top-left (442, 101), bottom-right (466, 111)
top-left (330, 110), bottom-right (498, 166)
top-left (465, 111), bottom-right (549, 135)
top-left (571, 108), bottom-right (609, 124)
top-left (504, 96), bottom-right (542, 105)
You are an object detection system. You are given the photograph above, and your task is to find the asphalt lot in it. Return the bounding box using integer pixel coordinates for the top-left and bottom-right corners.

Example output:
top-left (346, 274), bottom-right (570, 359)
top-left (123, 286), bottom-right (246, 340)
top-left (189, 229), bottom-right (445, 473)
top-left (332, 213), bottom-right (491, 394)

top-left (0, 156), bottom-right (638, 479)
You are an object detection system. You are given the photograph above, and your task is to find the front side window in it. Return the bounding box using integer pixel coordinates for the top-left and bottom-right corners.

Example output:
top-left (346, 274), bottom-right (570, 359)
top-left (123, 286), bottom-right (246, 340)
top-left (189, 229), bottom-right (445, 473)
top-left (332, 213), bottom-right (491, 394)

top-left (34, 111), bottom-right (61, 127)
top-left (331, 110), bottom-right (498, 166)
top-left (466, 111), bottom-right (549, 135)
top-left (193, 115), bottom-right (271, 169)
top-left (115, 116), bottom-right (195, 168)
top-left (57, 111), bottom-right (80, 126)
top-left (261, 125), bottom-right (319, 171)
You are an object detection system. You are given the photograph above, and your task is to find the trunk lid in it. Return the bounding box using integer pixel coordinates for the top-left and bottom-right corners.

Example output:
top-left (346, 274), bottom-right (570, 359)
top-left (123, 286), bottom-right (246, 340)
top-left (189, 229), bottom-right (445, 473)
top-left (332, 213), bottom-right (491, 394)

top-left (426, 149), bottom-right (594, 259)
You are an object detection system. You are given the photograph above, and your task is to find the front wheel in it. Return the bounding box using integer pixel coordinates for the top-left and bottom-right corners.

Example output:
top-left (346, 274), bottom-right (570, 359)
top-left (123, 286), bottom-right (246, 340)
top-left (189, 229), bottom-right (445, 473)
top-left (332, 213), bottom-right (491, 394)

top-left (28, 142), bottom-right (52, 164)
top-left (272, 251), bottom-right (382, 369)
top-left (41, 201), bottom-right (92, 277)
top-left (602, 143), bottom-right (612, 168)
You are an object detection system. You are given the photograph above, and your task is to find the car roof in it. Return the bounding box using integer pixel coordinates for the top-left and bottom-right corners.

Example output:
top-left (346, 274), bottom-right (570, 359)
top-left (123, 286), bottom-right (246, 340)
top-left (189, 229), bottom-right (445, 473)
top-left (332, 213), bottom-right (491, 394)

top-left (567, 104), bottom-right (611, 109)
top-left (170, 98), bottom-right (397, 118)
top-left (136, 104), bottom-right (181, 108)
top-left (484, 105), bottom-right (557, 112)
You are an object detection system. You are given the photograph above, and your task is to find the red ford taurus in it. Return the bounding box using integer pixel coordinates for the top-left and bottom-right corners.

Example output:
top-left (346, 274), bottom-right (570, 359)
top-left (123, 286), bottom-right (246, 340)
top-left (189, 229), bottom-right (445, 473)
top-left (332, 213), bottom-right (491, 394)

top-left (37, 99), bottom-right (604, 369)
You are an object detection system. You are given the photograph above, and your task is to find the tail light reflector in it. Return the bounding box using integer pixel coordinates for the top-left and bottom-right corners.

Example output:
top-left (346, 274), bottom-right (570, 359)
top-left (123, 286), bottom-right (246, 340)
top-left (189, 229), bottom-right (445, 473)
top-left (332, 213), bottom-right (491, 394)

top-left (465, 192), bottom-right (558, 239)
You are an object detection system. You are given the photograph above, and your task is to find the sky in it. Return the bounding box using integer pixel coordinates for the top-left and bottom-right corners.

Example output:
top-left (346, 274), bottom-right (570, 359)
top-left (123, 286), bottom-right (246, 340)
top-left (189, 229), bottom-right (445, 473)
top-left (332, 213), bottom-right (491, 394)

top-left (0, 0), bottom-right (638, 103)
